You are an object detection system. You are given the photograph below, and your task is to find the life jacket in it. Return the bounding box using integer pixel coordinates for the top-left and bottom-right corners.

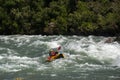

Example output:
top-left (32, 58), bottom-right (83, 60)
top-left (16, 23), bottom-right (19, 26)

top-left (48, 51), bottom-right (56, 60)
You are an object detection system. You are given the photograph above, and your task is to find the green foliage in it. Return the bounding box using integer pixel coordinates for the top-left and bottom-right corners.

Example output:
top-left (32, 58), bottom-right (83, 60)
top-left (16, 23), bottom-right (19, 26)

top-left (55, 16), bottom-right (67, 34)
top-left (80, 22), bottom-right (97, 33)
top-left (0, 0), bottom-right (120, 35)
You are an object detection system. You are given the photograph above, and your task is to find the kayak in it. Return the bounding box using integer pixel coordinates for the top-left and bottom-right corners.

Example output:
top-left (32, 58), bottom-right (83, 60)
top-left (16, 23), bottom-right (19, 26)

top-left (46, 54), bottom-right (64, 62)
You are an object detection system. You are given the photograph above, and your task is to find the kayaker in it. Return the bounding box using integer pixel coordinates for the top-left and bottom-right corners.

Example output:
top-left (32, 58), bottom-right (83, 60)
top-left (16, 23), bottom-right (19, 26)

top-left (46, 46), bottom-right (64, 62)
top-left (49, 46), bottom-right (61, 57)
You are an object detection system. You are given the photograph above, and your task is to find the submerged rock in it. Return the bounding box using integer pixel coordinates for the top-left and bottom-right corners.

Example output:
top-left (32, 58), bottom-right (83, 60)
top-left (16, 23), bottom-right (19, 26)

top-left (105, 37), bottom-right (115, 43)
top-left (114, 36), bottom-right (120, 43)
top-left (105, 36), bottom-right (120, 43)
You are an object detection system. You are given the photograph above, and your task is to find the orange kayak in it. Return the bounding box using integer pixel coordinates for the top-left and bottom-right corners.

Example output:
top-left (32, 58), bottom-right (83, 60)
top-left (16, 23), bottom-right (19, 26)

top-left (46, 54), bottom-right (64, 62)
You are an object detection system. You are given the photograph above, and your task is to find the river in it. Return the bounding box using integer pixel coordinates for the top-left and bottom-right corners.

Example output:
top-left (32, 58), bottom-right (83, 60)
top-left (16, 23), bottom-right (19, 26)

top-left (0, 35), bottom-right (120, 80)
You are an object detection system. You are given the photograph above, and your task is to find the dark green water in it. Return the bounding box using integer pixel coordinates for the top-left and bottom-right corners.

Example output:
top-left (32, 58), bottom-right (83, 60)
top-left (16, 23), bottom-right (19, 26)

top-left (0, 35), bottom-right (120, 80)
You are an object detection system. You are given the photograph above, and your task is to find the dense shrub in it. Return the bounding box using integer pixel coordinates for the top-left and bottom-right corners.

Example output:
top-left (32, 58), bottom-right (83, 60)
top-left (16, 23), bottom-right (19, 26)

top-left (0, 0), bottom-right (120, 36)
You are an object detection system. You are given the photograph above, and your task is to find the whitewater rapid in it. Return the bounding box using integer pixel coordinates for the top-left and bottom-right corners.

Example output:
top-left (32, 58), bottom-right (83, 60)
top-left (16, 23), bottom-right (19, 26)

top-left (0, 35), bottom-right (120, 80)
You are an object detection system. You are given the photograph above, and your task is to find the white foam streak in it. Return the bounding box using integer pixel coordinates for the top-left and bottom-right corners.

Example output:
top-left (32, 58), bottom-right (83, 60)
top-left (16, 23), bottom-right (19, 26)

top-left (45, 36), bottom-right (66, 48)
top-left (29, 36), bottom-right (66, 49)
top-left (88, 43), bottom-right (120, 60)
top-left (112, 56), bottom-right (120, 67)
top-left (0, 56), bottom-right (3, 60)
top-left (0, 55), bottom-right (39, 72)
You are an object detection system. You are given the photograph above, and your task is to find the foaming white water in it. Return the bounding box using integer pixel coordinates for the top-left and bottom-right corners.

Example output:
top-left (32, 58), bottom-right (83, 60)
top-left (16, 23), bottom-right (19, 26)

top-left (0, 35), bottom-right (31, 45)
top-left (87, 42), bottom-right (120, 64)
top-left (64, 36), bottom-right (97, 53)
top-left (0, 55), bottom-right (40, 72)
top-left (29, 36), bottom-right (66, 49)
top-left (45, 36), bottom-right (66, 49)
top-left (0, 35), bottom-right (120, 73)
top-left (29, 40), bottom-right (60, 48)
top-left (0, 56), bottom-right (3, 60)
top-left (64, 36), bottom-right (120, 62)
top-left (47, 41), bottom-right (61, 48)
top-left (0, 47), bottom-right (18, 55)
top-left (112, 56), bottom-right (120, 67)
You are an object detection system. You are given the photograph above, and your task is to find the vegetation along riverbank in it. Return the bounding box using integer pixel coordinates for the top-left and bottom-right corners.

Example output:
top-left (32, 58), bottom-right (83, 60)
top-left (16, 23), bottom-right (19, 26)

top-left (0, 0), bottom-right (120, 36)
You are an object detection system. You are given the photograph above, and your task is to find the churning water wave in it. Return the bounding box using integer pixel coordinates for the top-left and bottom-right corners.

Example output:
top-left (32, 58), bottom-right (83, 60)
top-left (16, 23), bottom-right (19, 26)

top-left (0, 35), bottom-right (120, 80)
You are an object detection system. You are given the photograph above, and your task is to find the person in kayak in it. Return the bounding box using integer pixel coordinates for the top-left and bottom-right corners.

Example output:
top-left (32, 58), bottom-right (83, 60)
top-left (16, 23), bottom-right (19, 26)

top-left (47, 46), bottom-right (62, 61)
top-left (49, 46), bottom-right (61, 56)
